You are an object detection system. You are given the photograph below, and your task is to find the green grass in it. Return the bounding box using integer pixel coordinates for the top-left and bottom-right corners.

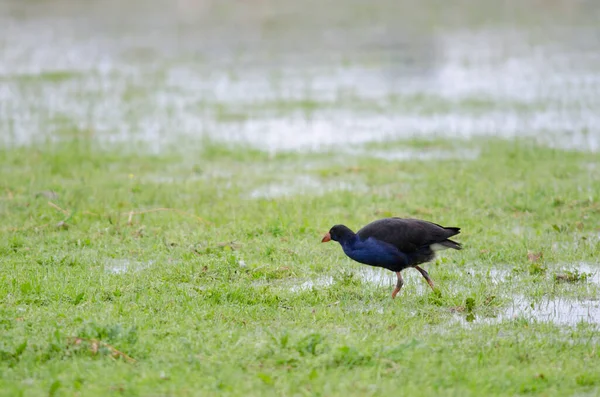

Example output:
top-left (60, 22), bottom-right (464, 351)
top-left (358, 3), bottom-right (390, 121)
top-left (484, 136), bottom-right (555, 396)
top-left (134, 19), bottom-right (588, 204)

top-left (1, 137), bottom-right (600, 396)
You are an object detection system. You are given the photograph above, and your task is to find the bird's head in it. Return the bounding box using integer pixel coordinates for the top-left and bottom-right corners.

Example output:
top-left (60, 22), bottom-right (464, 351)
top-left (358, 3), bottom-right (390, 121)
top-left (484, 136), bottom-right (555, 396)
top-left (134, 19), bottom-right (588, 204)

top-left (321, 224), bottom-right (355, 243)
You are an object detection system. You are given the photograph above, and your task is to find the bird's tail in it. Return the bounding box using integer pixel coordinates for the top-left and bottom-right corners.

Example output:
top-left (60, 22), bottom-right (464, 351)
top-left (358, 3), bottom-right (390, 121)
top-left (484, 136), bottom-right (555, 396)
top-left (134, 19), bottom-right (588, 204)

top-left (439, 239), bottom-right (462, 250)
top-left (444, 227), bottom-right (461, 237)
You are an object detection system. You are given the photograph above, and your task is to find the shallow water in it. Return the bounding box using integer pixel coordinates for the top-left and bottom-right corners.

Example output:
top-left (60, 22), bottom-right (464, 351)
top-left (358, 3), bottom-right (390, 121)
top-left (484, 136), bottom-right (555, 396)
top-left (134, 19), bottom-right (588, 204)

top-left (104, 258), bottom-right (153, 274)
top-left (1, 0), bottom-right (600, 152)
top-left (288, 266), bottom-right (431, 294)
top-left (461, 262), bottom-right (600, 326)
top-left (248, 175), bottom-right (366, 199)
top-left (289, 262), bottom-right (600, 325)
top-left (481, 295), bottom-right (600, 326)
top-left (349, 146), bottom-right (481, 162)
top-left (558, 262), bottom-right (600, 285)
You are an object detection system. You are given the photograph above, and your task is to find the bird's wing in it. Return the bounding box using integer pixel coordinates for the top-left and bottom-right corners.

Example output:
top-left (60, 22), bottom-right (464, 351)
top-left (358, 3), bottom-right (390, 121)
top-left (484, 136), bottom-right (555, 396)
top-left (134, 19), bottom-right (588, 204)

top-left (356, 218), bottom-right (459, 253)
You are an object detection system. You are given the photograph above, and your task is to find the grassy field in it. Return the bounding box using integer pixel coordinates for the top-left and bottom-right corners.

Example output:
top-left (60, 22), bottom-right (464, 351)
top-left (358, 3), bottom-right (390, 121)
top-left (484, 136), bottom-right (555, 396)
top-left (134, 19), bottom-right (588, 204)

top-left (1, 136), bottom-right (599, 396)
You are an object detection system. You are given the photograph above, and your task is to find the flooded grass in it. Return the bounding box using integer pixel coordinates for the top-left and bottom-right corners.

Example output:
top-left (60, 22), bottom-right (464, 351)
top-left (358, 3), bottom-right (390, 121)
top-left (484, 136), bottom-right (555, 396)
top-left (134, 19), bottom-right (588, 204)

top-left (3, 1), bottom-right (600, 152)
top-left (2, 0), bottom-right (600, 395)
top-left (104, 259), bottom-right (154, 274)
top-left (2, 137), bottom-right (600, 396)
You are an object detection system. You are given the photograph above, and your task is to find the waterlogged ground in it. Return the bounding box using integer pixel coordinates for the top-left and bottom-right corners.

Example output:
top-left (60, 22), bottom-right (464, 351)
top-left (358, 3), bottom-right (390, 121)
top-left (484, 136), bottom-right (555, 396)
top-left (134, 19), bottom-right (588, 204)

top-left (2, 138), bottom-right (600, 396)
top-left (1, 0), bottom-right (600, 396)
top-left (2, 0), bottom-right (600, 152)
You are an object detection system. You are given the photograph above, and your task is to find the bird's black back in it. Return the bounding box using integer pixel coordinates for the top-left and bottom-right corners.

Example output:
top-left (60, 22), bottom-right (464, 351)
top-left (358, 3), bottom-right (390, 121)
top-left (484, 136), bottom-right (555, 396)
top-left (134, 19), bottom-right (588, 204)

top-left (356, 217), bottom-right (460, 254)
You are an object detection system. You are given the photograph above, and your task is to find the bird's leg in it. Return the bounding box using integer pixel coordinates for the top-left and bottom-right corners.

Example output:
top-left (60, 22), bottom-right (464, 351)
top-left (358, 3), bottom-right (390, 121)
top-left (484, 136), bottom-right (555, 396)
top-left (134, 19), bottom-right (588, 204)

top-left (391, 272), bottom-right (404, 299)
top-left (414, 265), bottom-right (435, 291)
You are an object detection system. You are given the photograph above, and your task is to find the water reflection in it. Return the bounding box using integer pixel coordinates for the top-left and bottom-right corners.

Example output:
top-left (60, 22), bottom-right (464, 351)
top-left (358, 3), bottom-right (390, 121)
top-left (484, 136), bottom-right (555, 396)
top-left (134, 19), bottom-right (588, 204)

top-left (1, 0), bottom-right (599, 151)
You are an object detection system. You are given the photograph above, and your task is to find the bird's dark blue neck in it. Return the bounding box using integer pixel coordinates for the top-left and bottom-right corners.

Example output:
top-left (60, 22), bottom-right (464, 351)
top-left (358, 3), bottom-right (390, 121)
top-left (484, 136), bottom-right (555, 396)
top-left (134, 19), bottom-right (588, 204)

top-left (337, 233), bottom-right (359, 249)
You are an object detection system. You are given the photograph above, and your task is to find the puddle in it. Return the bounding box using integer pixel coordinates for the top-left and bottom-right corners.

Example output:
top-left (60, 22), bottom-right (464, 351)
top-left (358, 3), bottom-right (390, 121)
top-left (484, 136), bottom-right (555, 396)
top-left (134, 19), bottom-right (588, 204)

top-left (458, 263), bottom-right (600, 326)
top-left (487, 268), bottom-right (512, 284)
top-left (248, 175), bottom-right (366, 199)
top-left (556, 262), bottom-right (600, 285)
top-left (484, 295), bottom-right (600, 326)
top-left (210, 111), bottom-right (600, 152)
top-left (289, 276), bottom-right (334, 293)
top-left (354, 267), bottom-right (394, 287)
top-left (104, 259), bottom-right (153, 274)
top-left (277, 263), bottom-right (599, 326)
top-left (1, 1), bottom-right (600, 152)
top-left (361, 148), bottom-right (480, 162)
top-left (287, 266), bottom-right (431, 293)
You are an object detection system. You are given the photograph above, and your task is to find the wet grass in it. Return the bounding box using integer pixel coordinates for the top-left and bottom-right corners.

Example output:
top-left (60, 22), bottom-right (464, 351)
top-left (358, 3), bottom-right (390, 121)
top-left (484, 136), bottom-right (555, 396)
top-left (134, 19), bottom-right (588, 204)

top-left (1, 136), bottom-right (600, 396)
top-left (204, 94), bottom-right (554, 124)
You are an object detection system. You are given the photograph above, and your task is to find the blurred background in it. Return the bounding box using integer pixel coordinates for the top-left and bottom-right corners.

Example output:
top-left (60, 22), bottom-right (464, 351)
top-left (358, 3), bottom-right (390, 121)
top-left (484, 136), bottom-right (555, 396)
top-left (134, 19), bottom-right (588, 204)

top-left (1, 0), bottom-right (599, 153)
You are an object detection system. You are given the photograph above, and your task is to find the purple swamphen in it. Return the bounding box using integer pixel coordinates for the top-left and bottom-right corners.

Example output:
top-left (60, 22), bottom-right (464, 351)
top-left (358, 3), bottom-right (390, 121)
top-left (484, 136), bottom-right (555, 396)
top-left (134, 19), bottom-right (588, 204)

top-left (322, 217), bottom-right (462, 298)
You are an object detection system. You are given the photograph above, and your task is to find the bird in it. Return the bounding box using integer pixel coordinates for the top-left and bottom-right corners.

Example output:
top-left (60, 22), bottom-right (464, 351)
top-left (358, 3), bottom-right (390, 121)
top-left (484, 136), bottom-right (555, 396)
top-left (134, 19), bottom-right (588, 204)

top-left (321, 217), bottom-right (462, 298)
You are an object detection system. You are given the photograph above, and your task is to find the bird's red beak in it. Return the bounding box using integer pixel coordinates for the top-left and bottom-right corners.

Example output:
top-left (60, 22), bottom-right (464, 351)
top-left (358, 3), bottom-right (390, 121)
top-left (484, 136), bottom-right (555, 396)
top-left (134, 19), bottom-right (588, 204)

top-left (321, 232), bottom-right (331, 243)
